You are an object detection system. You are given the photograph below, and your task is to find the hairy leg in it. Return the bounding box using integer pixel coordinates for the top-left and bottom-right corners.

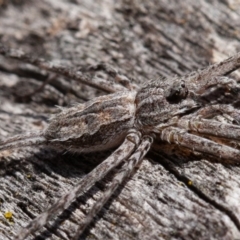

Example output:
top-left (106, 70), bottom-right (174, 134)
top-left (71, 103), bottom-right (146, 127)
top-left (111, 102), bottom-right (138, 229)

top-left (87, 62), bottom-right (138, 90)
top-left (0, 45), bottom-right (126, 93)
top-left (192, 104), bottom-right (240, 124)
top-left (160, 127), bottom-right (240, 161)
top-left (196, 76), bottom-right (240, 104)
top-left (73, 135), bottom-right (153, 240)
top-left (177, 117), bottom-right (240, 141)
top-left (17, 73), bottom-right (58, 98)
top-left (15, 130), bottom-right (141, 240)
top-left (0, 132), bottom-right (46, 152)
top-left (185, 52), bottom-right (240, 93)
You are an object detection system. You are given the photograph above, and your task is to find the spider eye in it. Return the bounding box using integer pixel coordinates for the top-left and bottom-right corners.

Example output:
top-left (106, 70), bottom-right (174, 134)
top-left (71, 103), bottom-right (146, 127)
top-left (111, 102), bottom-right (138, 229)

top-left (166, 81), bottom-right (188, 104)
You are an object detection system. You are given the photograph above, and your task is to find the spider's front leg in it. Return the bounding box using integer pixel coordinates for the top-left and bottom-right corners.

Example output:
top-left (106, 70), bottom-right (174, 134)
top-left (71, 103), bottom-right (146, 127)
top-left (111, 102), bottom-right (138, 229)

top-left (160, 126), bottom-right (240, 162)
top-left (16, 130), bottom-right (141, 240)
top-left (177, 117), bottom-right (240, 141)
top-left (185, 51), bottom-right (240, 93)
top-left (190, 104), bottom-right (240, 125)
top-left (73, 135), bottom-right (153, 240)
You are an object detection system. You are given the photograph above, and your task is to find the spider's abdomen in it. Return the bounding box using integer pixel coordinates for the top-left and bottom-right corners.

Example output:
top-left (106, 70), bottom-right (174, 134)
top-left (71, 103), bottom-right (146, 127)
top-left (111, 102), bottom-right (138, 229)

top-left (44, 91), bottom-right (137, 153)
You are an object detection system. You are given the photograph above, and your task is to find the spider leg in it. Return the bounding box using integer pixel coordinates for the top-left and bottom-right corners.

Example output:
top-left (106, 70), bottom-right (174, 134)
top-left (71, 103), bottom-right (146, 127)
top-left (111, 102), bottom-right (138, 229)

top-left (17, 73), bottom-right (58, 98)
top-left (15, 130), bottom-right (141, 240)
top-left (196, 52), bottom-right (240, 80)
top-left (209, 52), bottom-right (240, 76)
top-left (73, 135), bottom-right (153, 240)
top-left (192, 104), bottom-right (232, 119)
top-left (188, 104), bottom-right (240, 125)
top-left (0, 45), bottom-right (125, 93)
top-left (185, 52), bottom-right (240, 93)
top-left (87, 63), bottom-right (138, 90)
top-left (160, 127), bottom-right (240, 161)
top-left (196, 76), bottom-right (240, 102)
top-left (177, 118), bottom-right (240, 141)
top-left (0, 132), bottom-right (46, 152)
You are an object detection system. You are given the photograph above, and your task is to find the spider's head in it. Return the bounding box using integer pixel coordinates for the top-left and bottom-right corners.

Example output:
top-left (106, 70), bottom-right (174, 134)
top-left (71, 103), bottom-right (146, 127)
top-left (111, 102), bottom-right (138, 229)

top-left (135, 79), bottom-right (199, 127)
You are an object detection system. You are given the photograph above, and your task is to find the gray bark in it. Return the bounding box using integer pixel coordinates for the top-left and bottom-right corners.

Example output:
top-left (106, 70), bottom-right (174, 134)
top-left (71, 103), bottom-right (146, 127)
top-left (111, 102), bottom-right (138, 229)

top-left (1, 0), bottom-right (240, 239)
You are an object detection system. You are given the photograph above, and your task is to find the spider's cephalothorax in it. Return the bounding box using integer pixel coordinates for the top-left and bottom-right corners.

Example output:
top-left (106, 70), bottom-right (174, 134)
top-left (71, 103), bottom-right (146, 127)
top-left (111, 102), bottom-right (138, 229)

top-left (1, 46), bottom-right (240, 240)
top-left (135, 79), bottom-right (197, 128)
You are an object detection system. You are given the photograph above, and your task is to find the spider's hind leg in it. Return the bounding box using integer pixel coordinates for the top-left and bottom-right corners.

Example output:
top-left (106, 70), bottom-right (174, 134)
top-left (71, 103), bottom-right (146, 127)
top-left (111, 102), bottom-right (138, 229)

top-left (86, 62), bottom-right (138, 90)
top-left (16, 130), bottom-right (142, 240)
top-left (73, 135), bottom-right (153, 240)
top-left (0, 45), bottom-right (127, 93)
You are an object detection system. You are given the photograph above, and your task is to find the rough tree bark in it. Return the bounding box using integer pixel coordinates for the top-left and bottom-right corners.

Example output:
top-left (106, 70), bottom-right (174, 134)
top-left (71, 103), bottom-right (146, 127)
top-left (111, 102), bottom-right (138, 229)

top-left (0, 1), bottom-right (240, 239)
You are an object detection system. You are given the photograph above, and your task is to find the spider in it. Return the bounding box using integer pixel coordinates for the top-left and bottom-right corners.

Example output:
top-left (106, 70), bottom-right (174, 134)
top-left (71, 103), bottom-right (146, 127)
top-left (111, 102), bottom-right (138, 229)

top-left (1, 46), bottom-right (240, 240)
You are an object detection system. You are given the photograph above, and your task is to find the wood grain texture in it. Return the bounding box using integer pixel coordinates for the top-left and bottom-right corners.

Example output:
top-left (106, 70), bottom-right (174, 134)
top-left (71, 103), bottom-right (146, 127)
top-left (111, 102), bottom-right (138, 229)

top-left (1, 1), bottom-right (240, 240)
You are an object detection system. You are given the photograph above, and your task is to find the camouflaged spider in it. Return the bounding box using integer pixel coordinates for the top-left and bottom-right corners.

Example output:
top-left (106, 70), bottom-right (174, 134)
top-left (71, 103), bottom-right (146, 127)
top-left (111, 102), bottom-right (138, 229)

top-left (1, 46), bottom-right (240, 240)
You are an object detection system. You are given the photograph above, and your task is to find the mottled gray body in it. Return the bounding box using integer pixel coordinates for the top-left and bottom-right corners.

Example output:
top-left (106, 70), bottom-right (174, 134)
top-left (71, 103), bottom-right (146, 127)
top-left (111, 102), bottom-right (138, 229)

top-left (1, 46), bottom-right (240, 239)
top-left (0, 79), bottom-right (195, 153)
top-left (45, 91), bottom-right (137, 153)
top-left (0, 79), bottom-right (194, 154)
top-left (0, 91), bottom-right (137, 153)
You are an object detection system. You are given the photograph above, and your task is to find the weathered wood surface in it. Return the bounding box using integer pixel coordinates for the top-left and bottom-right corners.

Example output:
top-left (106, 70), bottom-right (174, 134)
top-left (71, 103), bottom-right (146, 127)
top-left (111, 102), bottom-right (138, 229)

top-left (1, 1), bottom-right (240, 239)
